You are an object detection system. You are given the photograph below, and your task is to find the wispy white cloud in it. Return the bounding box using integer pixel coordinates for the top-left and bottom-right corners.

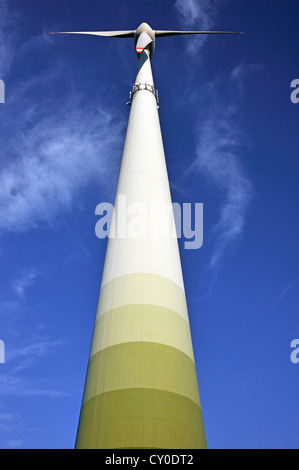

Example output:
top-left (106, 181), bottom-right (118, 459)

top-left (173, 2), bottom-right (254, 295)
top-left (0, 300), bottom-right (23, 317)
top-left (0, 338), bottom-right (70, 396)
top-left (0, 86), bottom-right (123, 233)
top-left (0, 1), bottom-right (124, 235)
top-left (175, 0), bottom-right (218, 26)
top-left (0, 405), bottom-right (43, 448)
top-left (187, 65), bottom-right (253, 272)
top-left (4, 439), bottom-right (26, 449)
top-left (175, 0), bottom-right (227, 53)
top-left (12, 269), bottom-right (39, 299)
top-left (7, 338), bottom-right (64, 371)
top-left (0, 411), bottom-right (21, 432)
top-left (273, 279), bottom-right (298, 304)
top-left (0, 373), bottom-right (69, 398)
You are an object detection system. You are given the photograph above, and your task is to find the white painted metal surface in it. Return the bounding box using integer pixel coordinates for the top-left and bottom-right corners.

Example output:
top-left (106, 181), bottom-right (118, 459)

top-left (100, 49), bottom-right (184, 289)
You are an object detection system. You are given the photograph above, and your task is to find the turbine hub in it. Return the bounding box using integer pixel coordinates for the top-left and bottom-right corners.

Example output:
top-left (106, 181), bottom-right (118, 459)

top-left (134, 22), bottom-right (155, 58)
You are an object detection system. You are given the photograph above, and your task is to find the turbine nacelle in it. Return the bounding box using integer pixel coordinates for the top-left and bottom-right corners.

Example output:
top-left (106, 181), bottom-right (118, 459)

top-left (134, 23), bottom-right (155, 58)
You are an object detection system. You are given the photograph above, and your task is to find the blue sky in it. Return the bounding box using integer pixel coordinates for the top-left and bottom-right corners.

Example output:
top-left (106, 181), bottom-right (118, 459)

top-left (0, 0), bottom-right (298, 449)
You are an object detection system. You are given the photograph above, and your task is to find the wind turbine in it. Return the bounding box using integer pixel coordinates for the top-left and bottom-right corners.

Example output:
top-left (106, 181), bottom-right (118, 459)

top-left (50, 22), bottom-right (246, 449)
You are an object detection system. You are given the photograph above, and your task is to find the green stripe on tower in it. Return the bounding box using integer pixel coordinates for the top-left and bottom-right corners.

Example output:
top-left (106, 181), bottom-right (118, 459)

top-left (90, 304), bottom-right (195, 359)
top-left (75, 342), bottom-right (206, 449)
top-left (81, 342), bottom-right (200, 405)
top-left (76, 389), bottom-right (206, 449)
top-left (96, 273), bottom-right (189, 320)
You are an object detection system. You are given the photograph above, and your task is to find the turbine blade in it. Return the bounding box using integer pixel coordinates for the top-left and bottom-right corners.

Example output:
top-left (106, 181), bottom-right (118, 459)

top-left (155, 30), bottom-right (248, 37)
top-left (48, 30), bottom-right (135, 38)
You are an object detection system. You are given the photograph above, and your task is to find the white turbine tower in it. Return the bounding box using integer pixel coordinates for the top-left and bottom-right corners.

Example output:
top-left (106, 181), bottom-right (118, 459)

top-left (51, 22), bottom-right (246, 449)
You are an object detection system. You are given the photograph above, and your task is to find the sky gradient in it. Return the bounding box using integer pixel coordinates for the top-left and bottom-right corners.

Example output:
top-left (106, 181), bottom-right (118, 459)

top-left (0, 0), bottom-right (298, 449)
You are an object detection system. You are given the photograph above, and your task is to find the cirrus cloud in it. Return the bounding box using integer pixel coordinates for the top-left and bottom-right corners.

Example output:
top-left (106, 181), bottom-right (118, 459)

top-left (0, 84), bottom-right (123, 233)
top-left (175, 0), bottom-right (228, 53)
